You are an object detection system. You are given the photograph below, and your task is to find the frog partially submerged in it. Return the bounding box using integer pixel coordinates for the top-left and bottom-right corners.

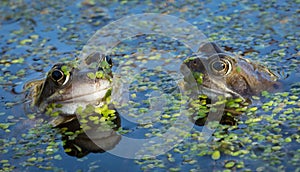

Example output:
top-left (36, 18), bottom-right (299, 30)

top-left (183, 42), bottom-right (281, 101)
top-left (27, 54), bottom-right (113, 126)
top-left (182, 42), bottom-right (281, 125)
top-left (27, 42), bottom-right (281, 131)
top-left (23, 41), bottom-right (283, 158)
top-left (26, 54), bottom-right (121, 155)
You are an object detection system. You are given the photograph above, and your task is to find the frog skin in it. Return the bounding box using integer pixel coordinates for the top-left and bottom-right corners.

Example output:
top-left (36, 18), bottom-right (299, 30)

top-left (27, 54), bottom-right (113, 126)
top-left (183, 42), bottom-right (281, 101)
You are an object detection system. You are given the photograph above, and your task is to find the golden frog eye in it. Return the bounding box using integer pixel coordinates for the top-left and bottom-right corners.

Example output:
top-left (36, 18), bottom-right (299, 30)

top-left (210, 58), bottom-right (232, 76)
top-left (50, 68), bottom-right (70, 86)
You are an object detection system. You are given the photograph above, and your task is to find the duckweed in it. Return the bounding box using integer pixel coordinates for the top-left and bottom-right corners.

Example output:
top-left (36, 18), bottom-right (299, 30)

top-left (1, 0), bottom-right (299, 171)
top-left (224, 160), bottom-right (235, 168)
top-left (211, 150), bottom-right (221, 160)
top-left (0, 123), bottom-right (15, 130)
top-left (19, 39), bottom-right (33, 45)
top-left (61, 65), bottom-right (71, 76)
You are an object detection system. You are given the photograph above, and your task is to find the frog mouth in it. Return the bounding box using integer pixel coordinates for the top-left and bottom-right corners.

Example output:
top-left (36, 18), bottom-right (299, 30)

top-left (58, 85), bottom-right (111, 103)
top-left (38, 81), bottom-right (111, 115)
top-left (199, 79), bottom-right (245, 101)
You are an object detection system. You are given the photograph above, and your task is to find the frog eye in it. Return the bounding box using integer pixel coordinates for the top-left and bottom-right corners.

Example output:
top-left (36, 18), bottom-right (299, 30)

top-left (210, 58), bottom-right (232, 76)
top-left (105, 56), bottom-right (113, 67)
top-left (50, 69), bottom-right (70, 86)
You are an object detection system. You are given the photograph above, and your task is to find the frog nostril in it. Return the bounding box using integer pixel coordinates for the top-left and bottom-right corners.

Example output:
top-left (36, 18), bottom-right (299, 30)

top-left (273, 83), bottom-right (280, 89)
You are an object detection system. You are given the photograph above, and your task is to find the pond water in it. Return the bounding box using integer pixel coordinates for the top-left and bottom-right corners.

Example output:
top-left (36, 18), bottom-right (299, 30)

top-left (0, 0), bottom-right (299, 171)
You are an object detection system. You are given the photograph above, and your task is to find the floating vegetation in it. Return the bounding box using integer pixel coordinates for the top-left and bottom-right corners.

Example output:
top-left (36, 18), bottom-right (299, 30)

top-left (0, 0), bottom-right (299, 171)
top-left (134, 73), bottom-right (300, 170)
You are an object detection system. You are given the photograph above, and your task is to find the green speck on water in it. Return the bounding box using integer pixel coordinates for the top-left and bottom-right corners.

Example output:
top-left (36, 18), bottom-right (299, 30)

top-left (261, 91), bottom-right (270, 97)
top-left (120, 0), bottom-right (128, 5)
top-left (283, 108), bottom-right (293, 114)
top-left (220, 36), bottom-right (230, 41)
top-left (123, 54), bottom-right (131, 59)
top-left (19, 39), bottom-right (32, 45)
top-left (234, 98), bottom-right (243, 103)
top-left (248, 106), bottom-right (258, 112)
top-left (60, 27), bottom-right (68, 32)
top-left (17, 69), bottom-right (25, 76)
top-left (211, 150), bottom-right (221, 160)
top-left (236, 161), bottom-right (245, 168)
top-left (197, 111), bottom-right (207, 119)
top-left (142, 123), bottom-right (153, 129)
top-left (225, 161), bottom-right (235, 168)
top-left (95, 104), bottom-right (115, 117)
top-left (0, 160), bottom-right (9, 163)
top-left (7, 115), bottom-right (14, 120)
top-left (27, 113), bottom-right (36, 119)
top-left (37, 157), bottom-right (44, 162)
top-left (131, 93), bottom-right (137, 98)
top-left (289, 95), bottom-right (298, 100)
top-left (30, 34), bottom-right (39, 39)
top-left (27, 157), bottom-right (37, 162)
top-left (11, 58), bottom-right (24, 64)
top-left (0, 123), bottom-right (15, 130)
top-left (149, 54), bottom-right (161, 60)
top-left (214, 15), bottom-right (231, 22)
top-left (263, 100), bottom-right (274, 107)
top-left (54, 155), bottom-right (62, 160)
top-left (271, 146), bottom-right (281, 151)
top-left (272, 107), bottom-right (283, 113)
top-left (169, 167), bottom-right (181, 172)
top-left (162, 114), bottom-right (171, 119)
top-left (281, 92), bottom-right (289, 97)
top-left (12, 29), bottom-right (24, 35)
top-left (285, 137), bottom-right (292, 143)
top-left (252, 96), bottom-right (260, 100)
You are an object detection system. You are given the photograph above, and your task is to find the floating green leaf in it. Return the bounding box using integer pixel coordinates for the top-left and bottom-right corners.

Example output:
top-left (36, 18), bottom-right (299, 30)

top-left (211, 150), bottom-right (221, 160)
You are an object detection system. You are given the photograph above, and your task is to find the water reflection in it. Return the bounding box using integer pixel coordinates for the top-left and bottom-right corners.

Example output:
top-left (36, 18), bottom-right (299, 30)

top-left (55, 106), bottom-right (121, 158)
